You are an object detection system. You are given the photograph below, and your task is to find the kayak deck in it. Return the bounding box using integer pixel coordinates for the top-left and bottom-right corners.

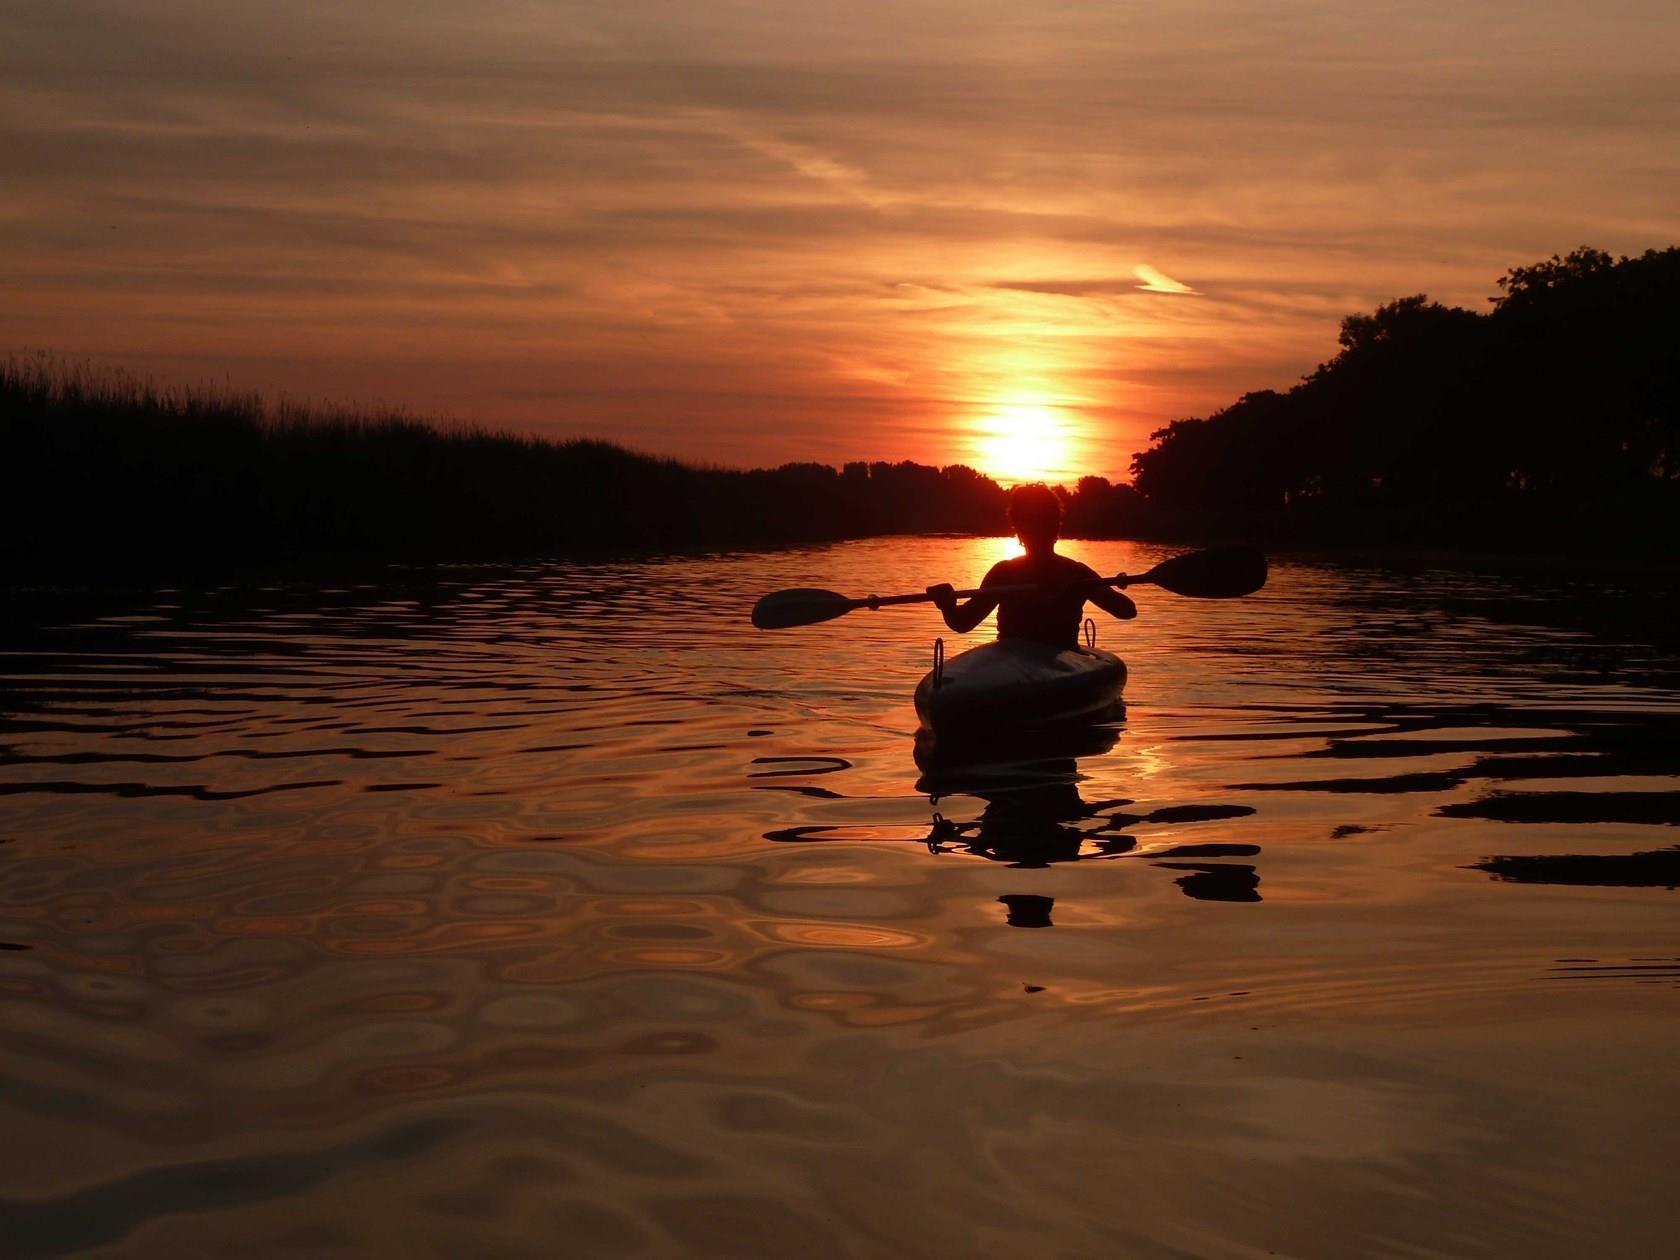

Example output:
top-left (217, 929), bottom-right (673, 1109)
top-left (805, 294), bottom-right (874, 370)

top-left (914, 640), bottom-right (1126, 735)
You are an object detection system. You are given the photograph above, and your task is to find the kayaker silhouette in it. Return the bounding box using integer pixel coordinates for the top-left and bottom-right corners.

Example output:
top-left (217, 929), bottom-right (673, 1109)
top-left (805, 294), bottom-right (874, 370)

top-left (927, 483), bottom-right (1136, 646)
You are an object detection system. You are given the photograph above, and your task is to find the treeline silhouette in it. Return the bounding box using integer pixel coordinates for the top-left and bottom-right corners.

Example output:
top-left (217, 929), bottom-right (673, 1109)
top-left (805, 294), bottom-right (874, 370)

top-left (1, 357), bottom-right (1075, 580)
top-left (1132, 246), bottom-right (1679, 552)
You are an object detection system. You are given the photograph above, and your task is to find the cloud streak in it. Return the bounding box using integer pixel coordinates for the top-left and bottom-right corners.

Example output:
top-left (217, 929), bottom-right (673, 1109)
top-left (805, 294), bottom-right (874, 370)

top-left (1134, 265), bottom-right (1197, 295)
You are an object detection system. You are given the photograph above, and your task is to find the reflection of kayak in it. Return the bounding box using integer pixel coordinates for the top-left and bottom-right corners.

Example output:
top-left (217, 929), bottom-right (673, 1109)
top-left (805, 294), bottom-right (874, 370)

top-left (912, 718), bottom-right (1119, 789)
top-left (914, 640), bottom-right (1127, 737)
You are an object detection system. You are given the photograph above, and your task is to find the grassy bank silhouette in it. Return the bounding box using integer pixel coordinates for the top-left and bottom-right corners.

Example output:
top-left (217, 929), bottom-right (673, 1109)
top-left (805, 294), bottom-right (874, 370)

top-left (1, 357), bottom-right (1056, 581)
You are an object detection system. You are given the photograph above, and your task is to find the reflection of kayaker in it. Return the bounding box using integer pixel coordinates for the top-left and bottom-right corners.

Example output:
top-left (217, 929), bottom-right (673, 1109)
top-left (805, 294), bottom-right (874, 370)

top-left (931, 770), bottom-right (1120, 867)
top-left (925, 484), bottom-right (1136, 647)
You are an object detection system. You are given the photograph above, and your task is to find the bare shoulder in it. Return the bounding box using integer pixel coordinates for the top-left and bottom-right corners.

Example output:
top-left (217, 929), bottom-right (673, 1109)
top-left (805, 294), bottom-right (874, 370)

top-left (980, 557), bottom-right (1022, 587)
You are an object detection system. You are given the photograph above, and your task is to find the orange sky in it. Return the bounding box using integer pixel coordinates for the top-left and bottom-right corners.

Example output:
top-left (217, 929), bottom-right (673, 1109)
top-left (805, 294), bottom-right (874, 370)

top-left (5, 1), bottom-right (1679, 483)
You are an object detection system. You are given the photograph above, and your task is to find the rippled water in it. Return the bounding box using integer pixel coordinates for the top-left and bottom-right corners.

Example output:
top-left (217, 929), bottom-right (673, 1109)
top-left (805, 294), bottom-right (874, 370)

top-left (2, 537), bottom-right (1678, 1258)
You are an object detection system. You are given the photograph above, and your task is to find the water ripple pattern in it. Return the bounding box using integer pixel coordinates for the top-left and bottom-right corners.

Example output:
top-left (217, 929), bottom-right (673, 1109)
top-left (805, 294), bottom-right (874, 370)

top-left (2, 538), bottom-right (1678, 1258)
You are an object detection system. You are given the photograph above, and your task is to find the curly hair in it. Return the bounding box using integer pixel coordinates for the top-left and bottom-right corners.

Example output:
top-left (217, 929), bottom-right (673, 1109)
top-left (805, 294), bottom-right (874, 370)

top-left (1007, 482), bottom-right (1062, 535)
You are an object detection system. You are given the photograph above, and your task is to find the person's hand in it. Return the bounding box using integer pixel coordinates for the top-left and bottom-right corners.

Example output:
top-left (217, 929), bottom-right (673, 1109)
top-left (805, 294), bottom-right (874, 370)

top-left (926, 582), bottom-right (957, 614)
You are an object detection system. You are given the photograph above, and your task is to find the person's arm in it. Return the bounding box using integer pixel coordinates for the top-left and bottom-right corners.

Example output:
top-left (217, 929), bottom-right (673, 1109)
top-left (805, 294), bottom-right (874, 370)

top-left (1087, 568), bottom-right (1138, 620)
top-left (927, 566), bottom-right (1003, 633)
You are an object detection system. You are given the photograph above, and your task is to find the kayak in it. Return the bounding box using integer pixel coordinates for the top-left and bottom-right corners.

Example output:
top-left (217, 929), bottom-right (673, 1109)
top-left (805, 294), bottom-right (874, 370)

top-left (914, 640), bottom-right (1126, 737)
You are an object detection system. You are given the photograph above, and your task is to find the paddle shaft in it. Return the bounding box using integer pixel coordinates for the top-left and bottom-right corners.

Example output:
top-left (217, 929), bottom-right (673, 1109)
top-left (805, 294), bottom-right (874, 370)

top-left (851, 575), bottom-right (1128, 611)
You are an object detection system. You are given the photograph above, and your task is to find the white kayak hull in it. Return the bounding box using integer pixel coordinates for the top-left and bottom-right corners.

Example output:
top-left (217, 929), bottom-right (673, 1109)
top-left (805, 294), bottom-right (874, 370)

top-left (914, 641), bottom-right (1127, 735)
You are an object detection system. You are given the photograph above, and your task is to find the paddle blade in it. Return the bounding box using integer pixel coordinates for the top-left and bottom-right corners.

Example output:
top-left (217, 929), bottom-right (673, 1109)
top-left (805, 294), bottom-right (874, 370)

top-left (1137, 546), bottom-right (1268, 598)
top-left (751, 587), bottom-right (857, 629)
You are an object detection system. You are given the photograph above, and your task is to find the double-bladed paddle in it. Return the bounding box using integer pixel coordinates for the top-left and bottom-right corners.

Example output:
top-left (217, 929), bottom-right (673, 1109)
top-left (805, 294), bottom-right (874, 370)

top-left (750, 545), bottom-right (1267, 630)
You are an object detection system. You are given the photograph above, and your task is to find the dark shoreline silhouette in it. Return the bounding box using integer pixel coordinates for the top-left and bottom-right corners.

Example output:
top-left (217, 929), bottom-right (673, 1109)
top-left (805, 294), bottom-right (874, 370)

top-left (5, 244), bottom-right (1674, 584)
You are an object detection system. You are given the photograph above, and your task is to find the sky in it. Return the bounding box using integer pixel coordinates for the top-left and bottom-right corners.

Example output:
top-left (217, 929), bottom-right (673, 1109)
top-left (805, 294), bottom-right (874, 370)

top-left (4, 1), bottom-right (1679, 484)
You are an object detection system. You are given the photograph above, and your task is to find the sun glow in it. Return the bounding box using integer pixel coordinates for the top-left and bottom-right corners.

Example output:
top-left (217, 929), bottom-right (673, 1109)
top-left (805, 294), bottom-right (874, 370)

top-left (974, 399), bottom-right (1078, 486)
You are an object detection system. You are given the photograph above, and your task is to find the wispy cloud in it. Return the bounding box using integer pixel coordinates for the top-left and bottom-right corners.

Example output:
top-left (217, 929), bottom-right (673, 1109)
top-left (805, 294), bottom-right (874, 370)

top-left (1134, 265), bottom-right (1198, 295)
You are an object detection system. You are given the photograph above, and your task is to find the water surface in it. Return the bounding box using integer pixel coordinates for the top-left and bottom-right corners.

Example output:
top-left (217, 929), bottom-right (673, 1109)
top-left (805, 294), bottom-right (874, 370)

top-left (2, 537), bottom-right (1678, 1258)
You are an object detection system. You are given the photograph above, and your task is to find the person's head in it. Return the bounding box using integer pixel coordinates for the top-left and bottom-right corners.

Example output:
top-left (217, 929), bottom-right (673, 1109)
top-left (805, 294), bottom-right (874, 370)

top-left (1008, 482), bottom-right (1062, 551)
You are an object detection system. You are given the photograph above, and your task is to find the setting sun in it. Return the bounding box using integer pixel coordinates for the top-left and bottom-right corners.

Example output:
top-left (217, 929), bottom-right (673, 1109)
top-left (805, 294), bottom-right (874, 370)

top-left (974, 400), bottom-right (1078, 486)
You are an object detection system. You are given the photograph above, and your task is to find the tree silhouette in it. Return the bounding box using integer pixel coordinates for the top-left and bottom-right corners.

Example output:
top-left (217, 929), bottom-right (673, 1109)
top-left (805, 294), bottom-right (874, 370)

top-left (1130, 246), bottom-right (1679, 551)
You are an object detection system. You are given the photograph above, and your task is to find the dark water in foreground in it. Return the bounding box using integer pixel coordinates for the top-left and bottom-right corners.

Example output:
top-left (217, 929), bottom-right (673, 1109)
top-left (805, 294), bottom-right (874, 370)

top-left (2, 537), bottom-right (1678, 1258)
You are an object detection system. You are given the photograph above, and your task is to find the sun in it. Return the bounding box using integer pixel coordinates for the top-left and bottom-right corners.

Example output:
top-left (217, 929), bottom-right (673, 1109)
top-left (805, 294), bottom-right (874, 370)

top-left (975, 400), bottom-right (1075, 486)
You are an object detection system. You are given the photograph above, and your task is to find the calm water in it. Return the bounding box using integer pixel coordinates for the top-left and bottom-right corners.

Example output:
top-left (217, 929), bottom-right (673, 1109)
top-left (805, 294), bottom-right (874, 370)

top-left (2, 536), bottom-right (1678, 1258)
